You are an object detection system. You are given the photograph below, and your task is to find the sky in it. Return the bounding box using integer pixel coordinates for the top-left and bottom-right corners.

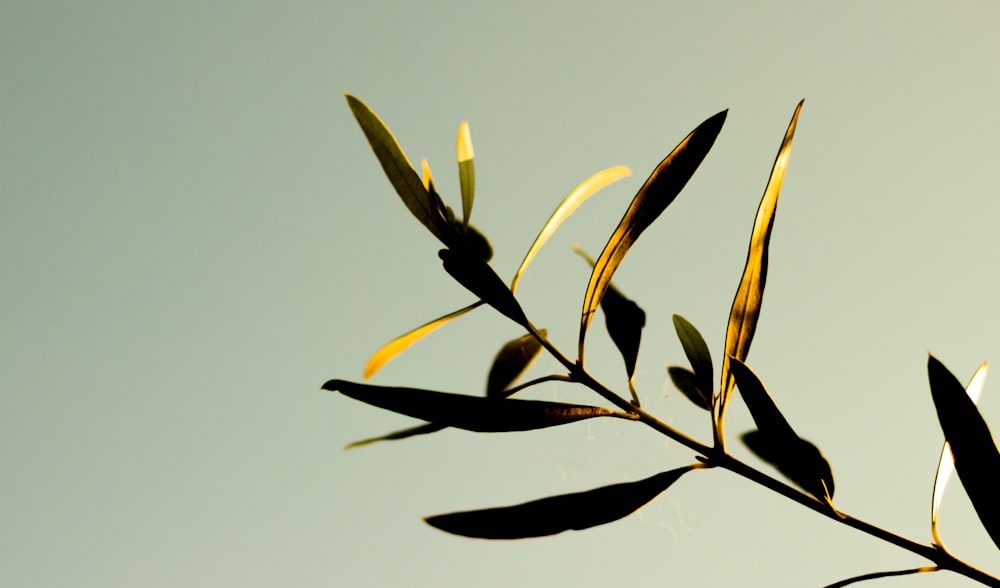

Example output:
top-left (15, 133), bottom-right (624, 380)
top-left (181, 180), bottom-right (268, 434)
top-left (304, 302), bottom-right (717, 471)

top-left (3, 2), bottom-right (1000, 587)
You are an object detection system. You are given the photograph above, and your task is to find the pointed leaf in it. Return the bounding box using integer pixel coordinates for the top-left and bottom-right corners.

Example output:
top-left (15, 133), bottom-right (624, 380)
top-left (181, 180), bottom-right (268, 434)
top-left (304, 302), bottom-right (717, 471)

top-left (579, 110), bottom-right (726, 361)
top-left (363, 302), bottom-right (484, 380)
top-left (345, 423), bottom-right (447, 449)
top-left (932, 362), bottom-right (988, 544)
top-left (927, 355), bottom-right (1000, 550)
top-left (820, 567), bottom-right (937, 588)
top-left (729, 357), bottom-right (796, 440)
top-left (510, 166), bottom-right (632, 294)
top-left (486, 331), bottom-right (546, 398)
top-left (717, 100), bottom-right (804, 439)
top-left (439, 248), bottom-right (528, 327)
top-left (667, 366), bottom-right (712, 411)
top-left (325, 380), bottom-right (624, 432)
top-left (345, 94), bottom-right (452, 243)
top-left (425, 465), bottom-right (697, 539)
top-left (457, 121), bottom-right (475, 228)
top-left (672, 315), bottom-right (713, 401)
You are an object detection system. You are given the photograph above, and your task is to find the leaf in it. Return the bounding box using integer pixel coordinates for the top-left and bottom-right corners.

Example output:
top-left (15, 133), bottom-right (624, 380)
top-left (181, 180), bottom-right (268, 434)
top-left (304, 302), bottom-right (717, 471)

top-left (730, 357), bottom-right (834, 501)
top-left (345, 94), bottom-right (452, 243)
top-left (820, 567), bottom-right (937, 588)
top-left (667, 366), bottom-right (712, 411)
top-left (345, 423), bottom-right (446, 450)
top-left (510, 166), bottom-right (632, 294)
top-left (672, 315), bottom-right (713, 402)
top-left (439, 248), bottom-right (528, 327)
top-left (486, 331), bottom-right (546, 398)
top-left (927, 355), bottom-right (1000, 550)
top-left (363, 302), bottom-right (484, 380)
top-left (457, 121), bottom-right (475, 228)
top-left (716, 100), bottom-right (804, 441)
top-left (424, 465), bottom-right (697, 539)
top-left (325, 380), bottom-right (625, 433)
top-left (463, 224), bottom-right (493, 262)
top-left (579, 110), bottom-right (726, 362)
top-left (931, 362), bottom-right (987, 545)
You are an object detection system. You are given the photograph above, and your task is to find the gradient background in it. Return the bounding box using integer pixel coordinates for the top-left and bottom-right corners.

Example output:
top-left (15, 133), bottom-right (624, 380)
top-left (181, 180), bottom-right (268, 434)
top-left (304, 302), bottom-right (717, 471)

top-left (4, 2), bottom-right (1000, 586)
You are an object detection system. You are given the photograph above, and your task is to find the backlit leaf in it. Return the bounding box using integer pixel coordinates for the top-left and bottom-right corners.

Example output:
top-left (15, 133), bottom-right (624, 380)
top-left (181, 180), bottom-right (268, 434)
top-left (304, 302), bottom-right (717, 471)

top-left (931, 362), bottom-right (987, 546)
top-left (424, 465), bottom-right (697, 539)
top-left (345, 423), bottom-right (446, 450)
top-left (363, 302), bottom-right (484, 380)
top-left (927, 355), bottom-right (1000, 550)
top-left (716, 100), bottom-right (803, 444)
top-left (325, 380), bottom-right (626, 432)
top-left (486, 331), bottom-right (546, 398)
top-left (667, 366), bottom-right (712, 411)
top-left (457, 121), bottom-right (475, 228)
top-left (672, 315), bottom-right (713, 402)
top-left (439, 248), bottom-right (528, 327)
top-left (345, 94), bottom-right (452, 243)
top-left (510, 166), bottom-right (631, 294)
top-left (579, 110), bottom-right (726, 362)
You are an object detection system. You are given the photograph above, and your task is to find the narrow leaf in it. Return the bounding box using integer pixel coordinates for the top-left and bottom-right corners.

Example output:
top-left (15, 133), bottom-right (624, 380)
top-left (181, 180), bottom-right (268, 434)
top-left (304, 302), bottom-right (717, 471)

top-left (457, 121), bottom-right (475, 228)
top-left (345, 423), bottom-right (446, 450)
top-left (716, 100), bottom-right (804, 442)
top-left (439, 248), bottom-right (528, 327)
top-left (579, 110), bottom-right (726, 362)
top-left (345, 94), bottom-right (452, 243)
top-left (672, 314), bottom-right (713, 401)
top-left (667, 366), bottom-right (712, 411)
top-left (325, 380), bottom-right (624, 432)
top-left (927, 355), bottom-right (1000, 550)
top-left (510, 166), bottom-right (631, 294)
top-left (932, 362), bottom-right (987, 545)
top-left (363, 302), bottom-right (484, 380)
top-left (729, 358), bottom-right (796, 440)
top-left (486, 331), bottom-right (546, 398)
top-left (425, 465), bottom-right (697, 539)
top-left (820, 567), bottom-right (937, 588)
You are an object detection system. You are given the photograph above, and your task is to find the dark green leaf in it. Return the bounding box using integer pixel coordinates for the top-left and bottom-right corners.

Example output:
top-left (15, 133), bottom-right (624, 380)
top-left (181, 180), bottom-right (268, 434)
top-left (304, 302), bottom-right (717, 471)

top-left (486, 331), bottom-right (546, 398)
top-left (425, 465), bottom-right (697, 539)
top-left (928, 354), bottom-right (1000, 550)
top-left (730, 358), bottom-right (834, 500)
top-left (324, 380), bottom-right (623, 432)
top-left (345, 423), bottom-right (446, 450)
top-left (717, 101), bottom-right (803, 442)
top-left (672, 314), bottom-right (713, 400)
top-left (579, 110), bottom-right (727, 362)
top-left (439, 248), bottom-right (528, 327)
top-left (667, 366), bottom-right (712, 411)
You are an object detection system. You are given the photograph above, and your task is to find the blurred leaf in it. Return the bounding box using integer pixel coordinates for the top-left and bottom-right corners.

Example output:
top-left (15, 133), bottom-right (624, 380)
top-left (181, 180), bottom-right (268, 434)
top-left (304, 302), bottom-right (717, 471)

top-left (363, 302), bottom-right (484, 380)
top-left (672, 315), bottom-right (713, 401)
top-left (932, 362), bottom-right (987, 545)
top-left (716, 100), bottom-right (803, 441)
top-left (345, 423), bottom-right (446, 450)
top-left (325, 380), bottom-right (623, 432)
top-left (927, 355), bottom-right (1000, 550)
top-left (421, 158), bottom-right (436, 192)
top-left (345, 94), bottom-right (452, 243)
top-left (574, 247), bottom-right (645, 396)
top-left (510, 166), bottom-right (632, 294)
top-left (486, 331), bottom-right (546, 398)
top-left (579, 110), bottom-right (726, 362)
top-left (462, 224), bottom-right (493, 262)
top-left (424, 465), bottom-right (697, 539)
top-left (667, 367), bottom-right (712, 411)
top-left (731, 357), bottom-right (834, 501)
top-left (457, 121), bottom-right (475, 228)
top-left (439, 248), bottom-right (528, 327)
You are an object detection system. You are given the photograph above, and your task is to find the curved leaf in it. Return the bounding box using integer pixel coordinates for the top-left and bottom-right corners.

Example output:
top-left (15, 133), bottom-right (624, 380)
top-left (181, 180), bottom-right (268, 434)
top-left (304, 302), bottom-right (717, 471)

top-left (931, 362), bottom-right (987, 545)
top-left (363, 302), bottom-right (484, 380)
top-left (927, 355), bottom-right (1000, 550)
top-left (345, 423), bottom-right (446, 450)
top-left (510, 166), bottom-right (632, 294)
top-left (667, 366), bottom-right (712, 411)
top-left (579, 110), bottom-right (726, 362)
top-left (486, 331), bottom-right (546, 398)
top-left (820, 567), bottom-right (937, 588)
top-left (439, 248), bottom-right (528, 327)
top-left (716, 100), bottom-right (803, 443)
top-left (425, 465), bottom-right (697, 539)
top-left (325, 380), bottom-right (626, 432)
top-left (457, 121), bottom-right (475, 228)
top-left (345, 94), bottom-right (451, 243)
top-left (672, 314), bottom-right (713, 401)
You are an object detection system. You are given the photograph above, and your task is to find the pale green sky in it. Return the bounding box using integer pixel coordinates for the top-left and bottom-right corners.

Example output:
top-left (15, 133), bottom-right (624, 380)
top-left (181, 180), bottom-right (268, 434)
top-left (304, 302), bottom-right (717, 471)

top-left (3, 2), bottom-right (1000, 587)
